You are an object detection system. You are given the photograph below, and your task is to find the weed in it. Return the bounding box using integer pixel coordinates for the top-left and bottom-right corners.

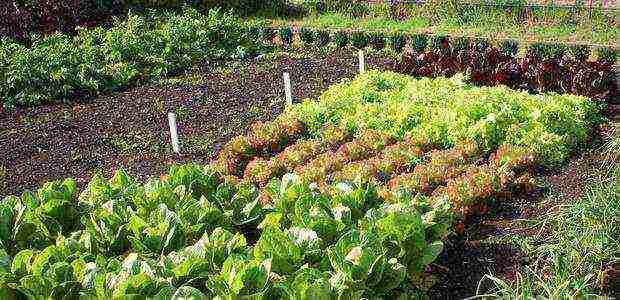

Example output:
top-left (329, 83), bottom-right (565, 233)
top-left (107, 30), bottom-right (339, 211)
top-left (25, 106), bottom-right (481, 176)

top-left (153, 96), bottom-right (166, 113)
top-left (0, 164), bottom-right (8, 192)
top-left (477, 131), bottom-right (620, 298)
top-left (175, 106), bottom-right (191, 120)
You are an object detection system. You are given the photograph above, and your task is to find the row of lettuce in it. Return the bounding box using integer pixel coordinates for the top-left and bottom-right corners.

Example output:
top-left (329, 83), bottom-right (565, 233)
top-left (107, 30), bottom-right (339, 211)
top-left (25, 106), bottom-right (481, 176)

top-left (0, 71), bottom-right (603, 298)
top-left (0, 8), bottom-right (270, 110)
top-left (250, 25), bottom-right (617, 102)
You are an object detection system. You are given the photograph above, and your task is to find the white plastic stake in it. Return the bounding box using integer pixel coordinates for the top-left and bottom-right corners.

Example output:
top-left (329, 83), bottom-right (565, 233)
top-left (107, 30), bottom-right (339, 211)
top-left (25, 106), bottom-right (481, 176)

top-left (358, 50), bottom-right (365, 73)
top-left (167, 112), bottom-right (181, 155)
top-left (283, 72), bottom-right (292, 107)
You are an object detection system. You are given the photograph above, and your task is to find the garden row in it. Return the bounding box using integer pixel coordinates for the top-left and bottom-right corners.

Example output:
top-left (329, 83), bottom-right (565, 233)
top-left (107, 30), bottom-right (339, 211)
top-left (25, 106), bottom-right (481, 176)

top-left (0, 8), bottom-right (268, 110)
top-left (0, 71), bottom-right (602, 298)
top-left (1, 0), bottom-right (286, 42)
top-left (251, 25), bottom-right (618, 102)
top-left (2, 6), bottom-right (617, 111)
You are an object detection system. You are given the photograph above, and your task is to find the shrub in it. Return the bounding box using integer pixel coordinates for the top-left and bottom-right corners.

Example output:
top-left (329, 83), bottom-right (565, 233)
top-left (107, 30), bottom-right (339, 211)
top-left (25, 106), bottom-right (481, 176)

top-left (350, 31), bottom-right (369, 49)
top-left (322, 0), bottom-right (370, 17)
top-left (334, 31), bottom-right (349, 48)
top-left (199, 0), bottom-right (287, 16)
top-left (388, 34), bottom-right (407, 53)
top-left (279, 27), bottom-right (294, 45)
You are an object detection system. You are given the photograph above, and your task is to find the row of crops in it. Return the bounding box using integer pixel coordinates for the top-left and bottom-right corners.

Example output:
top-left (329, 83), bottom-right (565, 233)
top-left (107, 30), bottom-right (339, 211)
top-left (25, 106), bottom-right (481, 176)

top-left (253, 26), bottom-right (617, 102)
top-left (0, 8), bottom-right (264, 109)
top-left (2, 5), bottom-right (617, 111)
top-left (0, 71), bottom-right (602, 298)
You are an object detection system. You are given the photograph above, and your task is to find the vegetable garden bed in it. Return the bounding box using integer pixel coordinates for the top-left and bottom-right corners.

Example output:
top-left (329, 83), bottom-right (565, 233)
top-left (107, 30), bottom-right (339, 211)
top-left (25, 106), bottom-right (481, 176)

top-left (0, 51), bottom-right (398, 199)
top-left (0, 61), bottom-right (609, 298)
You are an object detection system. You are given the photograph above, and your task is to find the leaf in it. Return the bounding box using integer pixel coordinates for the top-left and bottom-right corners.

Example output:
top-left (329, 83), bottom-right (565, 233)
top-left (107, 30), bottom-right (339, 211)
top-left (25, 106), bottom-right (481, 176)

top-left (207, 256), bottom-right (269, 298)
top-left (172, 286), bottom-right (208, 300)
top-left (18, 275), bottom-right (53, 298)
top-left (0, 201), bottom-right (14, 248)
top-left (112, 273), bottom-right (157, 298)
top-left (286, 267), bottom-right (333, 300)
top-left (420, 241), bottom-right (443, 266)
top-left (257, 212), bottom-right (282, 230)
top-left (0, 248), bottom-right (11, 275)
top-left (253, 225), bottom-right (302, 275)
top-left (11, 249), bottom-right (35, 277)
top-left (327, 229), bottom-right (385, 288)
top-left (374, 258), bottom-right (406, 294)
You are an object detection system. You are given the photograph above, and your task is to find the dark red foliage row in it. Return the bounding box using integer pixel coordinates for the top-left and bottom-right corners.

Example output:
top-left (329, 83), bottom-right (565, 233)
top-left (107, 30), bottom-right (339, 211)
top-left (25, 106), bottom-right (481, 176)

top-left (400, 43), bottom-right (617, 103)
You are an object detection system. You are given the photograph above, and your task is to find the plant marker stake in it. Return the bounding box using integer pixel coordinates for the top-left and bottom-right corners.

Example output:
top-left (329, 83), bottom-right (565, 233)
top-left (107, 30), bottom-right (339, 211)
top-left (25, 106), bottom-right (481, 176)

top-left (283, 72), bottom-right (293, 107)
top-left (358, 50), bottom-right (365, 73)
top-left (167, 112), bottom-right (181, 155)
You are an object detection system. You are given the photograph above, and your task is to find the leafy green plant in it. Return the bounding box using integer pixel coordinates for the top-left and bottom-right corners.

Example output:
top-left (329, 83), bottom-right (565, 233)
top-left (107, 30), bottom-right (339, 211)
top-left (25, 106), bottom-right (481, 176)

top-left (388, 33), bottom-right (407, 53)
top-left (596, 47), bottom-right (617, 64)
top-left (474, 38), bottom-right (490, 53)
top-left (350, 31), bottom-right (369, 49)
top-left (411, 34), bottom-right (429, 53)
top-left (334, 31), bottom-right (349, 48)
top-left (316, 30), bottom-right (331, 47)
top-left (0, 71), bottom-right (604, 299)
top-left (451, 36), bottom-right (470, 52)
top-left (260, 26), bottom-right (277, 42)
top-left (1, 8), bottom-right (267, 109)
top-left (299, 27), bottom-right (316, 45)
top-left (569, 44), bottom-right (591, 62)
top-left (369, 32), bottom-right (386, 50)
top-left (499, 39), bottom-right (519, 57)
top-left (430, 35), bottom-right (448, 53)
top-left (278, 27), bottom-right (294, 46)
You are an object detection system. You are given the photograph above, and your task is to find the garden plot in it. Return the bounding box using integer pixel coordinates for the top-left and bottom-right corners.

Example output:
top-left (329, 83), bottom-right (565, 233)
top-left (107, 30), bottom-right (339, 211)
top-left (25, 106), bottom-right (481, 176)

top-left (0, 69), bottom-right (606, 299)
top-left (0, 52), bottom-right (398, 197)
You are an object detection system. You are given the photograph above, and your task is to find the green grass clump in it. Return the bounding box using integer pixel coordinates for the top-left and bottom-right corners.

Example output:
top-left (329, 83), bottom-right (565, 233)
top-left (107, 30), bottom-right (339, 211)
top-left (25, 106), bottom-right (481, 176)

top-left (334, 31), bottom-right (348, 48)
top-left (480, 141), bottom-right (619, 298)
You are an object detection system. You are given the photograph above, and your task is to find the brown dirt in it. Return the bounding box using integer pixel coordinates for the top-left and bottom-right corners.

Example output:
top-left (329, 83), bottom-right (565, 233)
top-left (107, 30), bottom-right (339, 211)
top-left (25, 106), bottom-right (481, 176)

top-left (0, 50), bottom-right (399, 197)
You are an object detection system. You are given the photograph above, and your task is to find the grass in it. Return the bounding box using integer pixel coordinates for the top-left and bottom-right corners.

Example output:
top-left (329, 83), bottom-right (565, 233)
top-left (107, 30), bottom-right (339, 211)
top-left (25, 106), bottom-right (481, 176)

top-left (257, 3), bottom-right (619, 46)
top-left (0, 164), bottom-right (8, 193)
top-left (473, 125), bottom-right (620, 298)
top-left (104, 131), bottom-right (167, 154)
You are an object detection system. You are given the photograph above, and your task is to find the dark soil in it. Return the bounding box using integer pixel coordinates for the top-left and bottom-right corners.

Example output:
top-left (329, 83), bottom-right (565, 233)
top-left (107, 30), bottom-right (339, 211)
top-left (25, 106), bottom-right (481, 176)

top-left (0, 50), bottom-right (399, 197)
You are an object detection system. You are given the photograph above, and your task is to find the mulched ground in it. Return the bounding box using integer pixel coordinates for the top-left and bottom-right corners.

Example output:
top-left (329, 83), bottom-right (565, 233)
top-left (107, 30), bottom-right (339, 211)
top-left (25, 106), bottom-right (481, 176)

top-left (0, 49), bottom-right (614, 299)
top-left (0, 51), bottom-right (399, 197)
